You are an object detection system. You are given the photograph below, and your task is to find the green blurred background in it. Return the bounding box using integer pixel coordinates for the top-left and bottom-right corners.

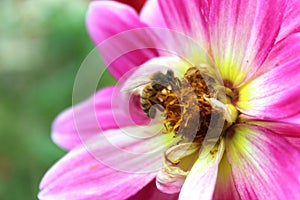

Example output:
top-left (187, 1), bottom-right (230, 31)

top-left (0, 0), bottom-right (115, 199)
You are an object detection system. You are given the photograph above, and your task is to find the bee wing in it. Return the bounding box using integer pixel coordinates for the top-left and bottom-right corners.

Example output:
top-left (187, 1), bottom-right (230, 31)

top-left (121, 75), bottom-right (152, 93)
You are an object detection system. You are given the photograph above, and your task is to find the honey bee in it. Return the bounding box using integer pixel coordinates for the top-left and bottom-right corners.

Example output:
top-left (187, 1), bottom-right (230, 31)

top-left (140, 70), bottom-right (180, 118)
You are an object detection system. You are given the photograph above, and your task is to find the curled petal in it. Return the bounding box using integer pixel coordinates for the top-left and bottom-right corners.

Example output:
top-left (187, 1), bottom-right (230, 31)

top-left (156, 143), bottom-right (200, 194)
top-left (226, 124), bottom-right (300, 200)
top-left (179, 139), bottom-right (225, 200)
top-left (209, 0), bottom-right (286, 86)
top-left (156, 165), bottom-right (187, 194)
top-left (165, 143), bottom-right (200, 165)
top-left (237, 33), bottom-right (300, 120)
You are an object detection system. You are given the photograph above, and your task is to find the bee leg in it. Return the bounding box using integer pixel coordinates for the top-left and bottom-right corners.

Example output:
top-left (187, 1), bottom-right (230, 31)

top-left (148, 106), bottom-right (157, 119)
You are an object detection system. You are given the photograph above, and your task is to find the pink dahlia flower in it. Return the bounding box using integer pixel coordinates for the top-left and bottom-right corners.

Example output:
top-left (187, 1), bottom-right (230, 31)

top-left (39, 0), bottom-right (300, 199)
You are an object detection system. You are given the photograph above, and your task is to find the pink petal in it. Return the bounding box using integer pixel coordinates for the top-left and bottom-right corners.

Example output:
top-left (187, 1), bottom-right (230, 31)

top-left (140, 0), bottom-right (166, 28)
top-left (213, 154), bottom-right (240, 200)
top-left (209, 0), bottom-right (286, 86)
top-left (276, 0), bottom-right (300, 42)
top-left (283, 113), bottom-right (300, 125)
top-left (52, 86), bottom-right (148, 150)
top-left (240, 117), bottom-right (300, 150)
top-left (129, 179), bottom-right (179, 200)
top-left (158, 0), bottom-right (210, 48)
top-left (237, 33), bottom-right (300, 120)
top-left (86, 1), bottom-right (158, 80)
top-left (179, 139), bottom-right (225, 200)
top-left (40, 125), bottom-right (175, 199)
top-left (241, 118), bottom-right (300, 138)
top-left (226, 124), bottom-right (300, 200)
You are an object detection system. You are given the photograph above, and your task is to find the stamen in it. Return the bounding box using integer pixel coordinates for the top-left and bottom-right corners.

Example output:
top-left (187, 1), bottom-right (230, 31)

top-left (140, 66), bottom-right (236, 142)
top-left (163, 67), bottom-right (220, 142)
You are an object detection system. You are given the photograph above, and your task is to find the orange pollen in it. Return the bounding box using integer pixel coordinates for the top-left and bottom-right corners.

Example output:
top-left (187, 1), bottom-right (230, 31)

top-left (144, 67), bottom-right (221, 142)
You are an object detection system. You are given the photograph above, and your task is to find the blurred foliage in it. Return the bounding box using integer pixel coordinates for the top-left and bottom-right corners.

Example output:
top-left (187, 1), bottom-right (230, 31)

top-left (0, 0), bottom-right (115, 199)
